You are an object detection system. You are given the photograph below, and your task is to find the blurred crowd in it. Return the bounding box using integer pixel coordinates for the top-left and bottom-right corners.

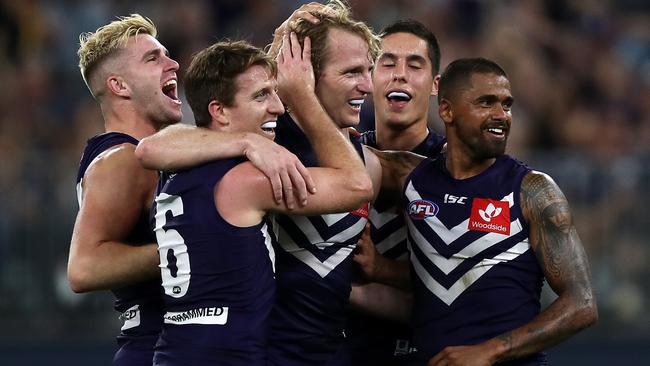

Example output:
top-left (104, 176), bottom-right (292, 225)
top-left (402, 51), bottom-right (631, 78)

top-left (0, 0), bottom-right (648, 342)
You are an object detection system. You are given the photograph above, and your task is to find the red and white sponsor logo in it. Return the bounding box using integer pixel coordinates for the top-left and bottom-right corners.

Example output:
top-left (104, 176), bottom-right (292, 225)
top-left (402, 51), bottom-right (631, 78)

top-left (468, 198), bottom-right (510, 235)
top-left (351, 202), bottom-right (369, 218)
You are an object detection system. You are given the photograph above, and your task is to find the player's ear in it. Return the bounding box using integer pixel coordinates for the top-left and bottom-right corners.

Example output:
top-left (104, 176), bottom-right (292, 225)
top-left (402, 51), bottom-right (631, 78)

top-left (107, 76), bottom-right (130, 98)
top-left (439, 98), bottom-right (453, 125)
top-left (431, 74), bottom-right (440, 97)
top-left (208, 100), bottom-right (229, 127)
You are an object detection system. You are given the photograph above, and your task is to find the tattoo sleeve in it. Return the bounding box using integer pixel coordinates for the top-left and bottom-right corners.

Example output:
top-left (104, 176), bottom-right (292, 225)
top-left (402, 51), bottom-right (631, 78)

top-left (491, 171), bottom-right (597, 362)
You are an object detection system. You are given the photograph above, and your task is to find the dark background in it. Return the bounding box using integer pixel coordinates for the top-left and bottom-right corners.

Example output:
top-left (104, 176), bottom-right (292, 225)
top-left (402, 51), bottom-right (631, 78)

top-left (0, 0), bottom-right (648, 364)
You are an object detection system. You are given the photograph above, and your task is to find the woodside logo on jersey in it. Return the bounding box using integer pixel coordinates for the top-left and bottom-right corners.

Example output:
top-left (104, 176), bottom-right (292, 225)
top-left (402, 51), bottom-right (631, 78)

top-left (468, 198), bottom-right (510, 235)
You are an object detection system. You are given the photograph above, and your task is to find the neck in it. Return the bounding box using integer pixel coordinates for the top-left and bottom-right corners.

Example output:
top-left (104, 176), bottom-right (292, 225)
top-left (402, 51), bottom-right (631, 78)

top-left (101, 102), bottom-right (157, 140)
top-left (444, 145), bottom-right (497, 180)
top-left (375, 119), bottom-right (429, 151)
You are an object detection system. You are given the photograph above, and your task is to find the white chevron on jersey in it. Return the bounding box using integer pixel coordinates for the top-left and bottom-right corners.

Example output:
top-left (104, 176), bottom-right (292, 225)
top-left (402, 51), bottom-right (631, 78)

top-left (368, 206), bottom-right (398, 228)
top-left (406, 218), bottom-right (524, 274)
top-left (321, 212), bottom-right (349, 226)
top-left (375, 226), bottom-right (407, 254)
top-left (368, 206), bottom-right (407, 256)
top-left (405, 182), bottom-right (514, 244)
top-left (288, 215), bottom-right (367, 247)
top-left (261, 223), bottom-right (276, 273)
top-left (411, 240), bottom-right (530, 306)
top-left (405, 181), bottom-right (528, 305)
top-left (277, 223), bottom-right (357, 278)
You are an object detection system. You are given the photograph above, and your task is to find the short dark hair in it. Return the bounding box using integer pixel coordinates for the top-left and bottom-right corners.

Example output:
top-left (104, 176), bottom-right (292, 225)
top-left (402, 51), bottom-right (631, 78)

top-left (438, 57), bottom-right (508, 103)
top-left (184, 40), bottom-right (276, 127)
top-left (380, 19), bottom-right (441, 75)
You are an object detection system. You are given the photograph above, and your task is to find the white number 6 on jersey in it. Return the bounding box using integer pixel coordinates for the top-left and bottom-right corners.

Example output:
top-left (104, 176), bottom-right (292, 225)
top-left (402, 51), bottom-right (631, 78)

top-left (154, 193), bottom-right (190, 298)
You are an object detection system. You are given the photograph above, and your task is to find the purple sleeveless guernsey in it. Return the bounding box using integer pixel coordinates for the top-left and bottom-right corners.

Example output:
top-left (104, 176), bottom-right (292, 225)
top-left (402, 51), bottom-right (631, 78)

top-left (76, 132), bottom-right (163, 366)
top-left (344, 130), bottom-right (445, 365)
top-left (151, 158), bottom-right (276, 365)
top-left (268, 114), bottom-right (368, 365)
top-left (404, 154), bottom-right (547, 365)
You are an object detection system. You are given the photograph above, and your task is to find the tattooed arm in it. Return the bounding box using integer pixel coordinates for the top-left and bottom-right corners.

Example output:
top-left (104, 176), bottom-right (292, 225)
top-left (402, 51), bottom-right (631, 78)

top-left (428, 171), bottom-right (597, 366)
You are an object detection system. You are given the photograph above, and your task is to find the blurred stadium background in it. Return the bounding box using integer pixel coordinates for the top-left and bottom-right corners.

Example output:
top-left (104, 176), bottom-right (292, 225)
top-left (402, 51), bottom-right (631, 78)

top-left (0, 0), bottom-right (648, 364)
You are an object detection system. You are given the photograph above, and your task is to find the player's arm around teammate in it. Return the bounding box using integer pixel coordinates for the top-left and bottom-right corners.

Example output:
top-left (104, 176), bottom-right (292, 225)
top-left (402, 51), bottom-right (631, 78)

top-left (220, 32), bottom-right (373, 222)
top-left (136, 122), bottom-right (315, 210)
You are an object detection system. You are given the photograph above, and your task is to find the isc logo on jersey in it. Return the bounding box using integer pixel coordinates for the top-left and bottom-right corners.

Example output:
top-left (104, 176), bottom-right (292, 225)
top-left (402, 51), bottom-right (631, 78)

top-left (468, 198), bottom-right (510, 235)
top-left (408, 199), bottom-right (439, 220)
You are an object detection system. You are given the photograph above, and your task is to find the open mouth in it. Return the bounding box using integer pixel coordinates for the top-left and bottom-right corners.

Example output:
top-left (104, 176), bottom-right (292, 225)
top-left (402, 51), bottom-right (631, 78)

top-left (386, 91), bottom-right (412, 102)
top-left (348, 98), bottom-right (365, 110)
top-left (162, 79), bottom-right (181, 104)
top-left (261, 121), bottom-right (277, 135)
top-left (485, 126), bottom-right (507, 138)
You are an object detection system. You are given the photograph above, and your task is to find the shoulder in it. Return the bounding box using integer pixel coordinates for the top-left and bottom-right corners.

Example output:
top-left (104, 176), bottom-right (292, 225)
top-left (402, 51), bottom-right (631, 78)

top-left (85, 143), bottom-right (157, 196)
top-left (87, 143), bottom-right (147, 177)
top-left (520, 170), bottom-right (568, 221)
top-left (219, 161), bottom-right (270, 194)
top-left (521, 170), bottom-right (560, 196)
top-left (215, 161), bottom-right (269, 226)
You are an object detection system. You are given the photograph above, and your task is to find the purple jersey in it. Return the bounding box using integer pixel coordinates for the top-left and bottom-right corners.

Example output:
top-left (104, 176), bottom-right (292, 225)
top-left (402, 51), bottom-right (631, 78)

top-left (151, 158), bottom-right (276, 366)
top-left (268, 114), bottom-right (368, 365)
top-left (404, 154), bottom-right (547, 365)
top-left (76, 132), bottom-right (163, 365)
top-left (345, 130), bottom-right (445, 365)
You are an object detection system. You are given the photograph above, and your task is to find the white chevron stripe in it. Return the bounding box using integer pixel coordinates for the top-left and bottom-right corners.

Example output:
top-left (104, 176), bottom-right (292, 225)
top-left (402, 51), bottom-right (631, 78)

top-left (321, 212), bottom-right (349, 226)
top-left (404, 182), bottom-right (515, 245)
top-left (288, 214), bottom-right (365, 247)
top-left (375, 226), bottom-right (407, 254)
top-left (277, 225), bottom-right (355, 278)
top-left (290, 215), bottom-right (324, 243)
top-left (411, 240), bottom-right (530, 305)
top-left (407, 218), bottom-right (524, 275)
top-left (326, 217), bottom-right (367, 245)
top-left (260, 223), bottom-right (276, 273)
top-left (369, 206), bottom-right (399, 228)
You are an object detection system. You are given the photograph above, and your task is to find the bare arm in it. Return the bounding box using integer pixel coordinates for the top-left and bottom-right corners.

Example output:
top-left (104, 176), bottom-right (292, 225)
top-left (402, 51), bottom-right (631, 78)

top-left (368, 147), bottom-right (425, 209)
top-left (277, 32), bottom-right (369, 188)
top-left (352, 148), bottom-right (425, 289)
top-left (277, 31), bottom-right (373, 204)
top-left (68, 145), bottom-right (159, 293)
top-left (353, 221), bottom-right (411, 290)
top-left (136, 124), bottom-right (315, 209)
top-left (217, 33), bottom-right (373, 225)
top-left (429, 171), bottom-right (597, 366)
top-left (350, 282), bottom-right (412, 324)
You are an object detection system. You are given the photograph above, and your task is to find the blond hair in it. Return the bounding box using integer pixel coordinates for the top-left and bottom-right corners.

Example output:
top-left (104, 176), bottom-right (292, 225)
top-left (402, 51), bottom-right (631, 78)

top-left (78, 14), bottom-right (157, 97)
top-left (274, 0), bottom-right (380, 81)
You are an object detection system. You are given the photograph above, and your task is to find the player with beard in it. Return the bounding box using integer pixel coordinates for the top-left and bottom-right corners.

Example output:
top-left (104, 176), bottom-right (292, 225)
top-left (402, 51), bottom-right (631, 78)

top-left (356, 58), bottom-right (597, 365)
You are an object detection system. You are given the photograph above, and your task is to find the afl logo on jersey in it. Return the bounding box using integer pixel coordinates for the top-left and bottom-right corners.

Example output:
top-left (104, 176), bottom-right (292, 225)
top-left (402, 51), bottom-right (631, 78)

top-left (408, 199), bottom-right (439, 220)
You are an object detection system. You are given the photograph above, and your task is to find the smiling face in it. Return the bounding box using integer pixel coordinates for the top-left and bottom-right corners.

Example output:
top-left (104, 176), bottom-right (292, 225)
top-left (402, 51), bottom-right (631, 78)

top-left (119, 34), bottom-right (182, 129)
top-left (314, 27), bottom-right (373, 128)
top-left (442, 72), bottom-right (513, 160)
top-left (220, 65), bottom-right (284, 140)
top-left (372, 32), bottom-right (436, 131)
